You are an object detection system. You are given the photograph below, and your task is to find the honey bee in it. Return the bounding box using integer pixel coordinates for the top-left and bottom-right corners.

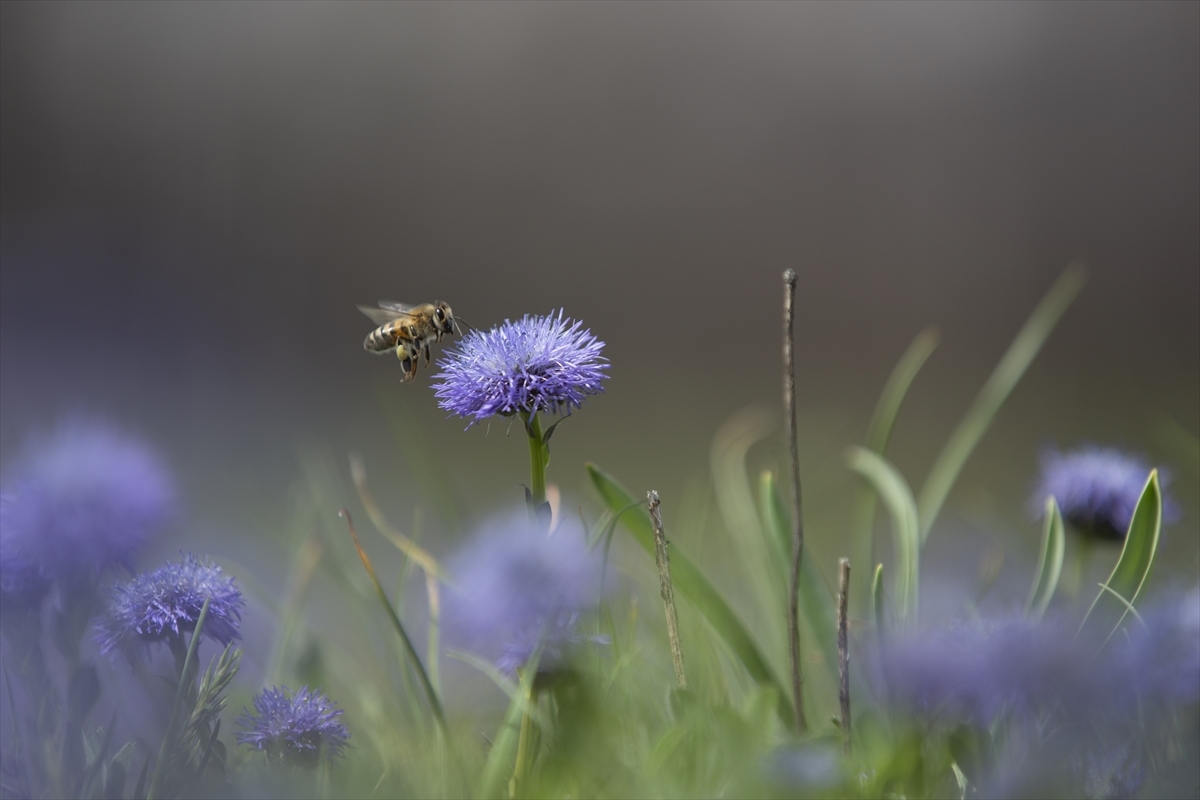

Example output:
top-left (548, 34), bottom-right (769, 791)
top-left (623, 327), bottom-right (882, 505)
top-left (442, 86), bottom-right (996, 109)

top-left (358, 300), bottom-right (460, 382)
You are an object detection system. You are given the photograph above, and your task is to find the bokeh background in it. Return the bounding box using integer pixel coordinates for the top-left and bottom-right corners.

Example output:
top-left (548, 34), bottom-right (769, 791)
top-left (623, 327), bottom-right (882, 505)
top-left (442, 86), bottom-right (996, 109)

top-left (2, 2), bottom-right (1198, 614)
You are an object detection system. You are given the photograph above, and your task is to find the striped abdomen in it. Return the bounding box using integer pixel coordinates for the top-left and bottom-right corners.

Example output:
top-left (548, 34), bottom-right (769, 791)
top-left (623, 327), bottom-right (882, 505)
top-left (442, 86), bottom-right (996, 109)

top-left (363, 321), bottom-right (414, 353)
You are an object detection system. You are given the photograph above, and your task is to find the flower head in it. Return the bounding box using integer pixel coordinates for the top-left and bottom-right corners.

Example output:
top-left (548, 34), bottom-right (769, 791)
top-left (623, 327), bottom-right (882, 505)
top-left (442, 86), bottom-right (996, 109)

top-left (96, 554), bottom-right (243, 655)
top-left (0, 495), bottom-right (50, 611)
top-left (1114, 587), bottom-right (1200, 707)
top-left (880, 615), bottom-right (1104, 725)
top-left (1032, 446), bottom-right (1169, 540)
top-left (1, 419), bottom-right (176, 580)
top-left (433, 311), bottom-right (608, 425)
top-left (236, 686), bottom-right (350, 766)
top-left (444, 507), bottom-right (603, 674)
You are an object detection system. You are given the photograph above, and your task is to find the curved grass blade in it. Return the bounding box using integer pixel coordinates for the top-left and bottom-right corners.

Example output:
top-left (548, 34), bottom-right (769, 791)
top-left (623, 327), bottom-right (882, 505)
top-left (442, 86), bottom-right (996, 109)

top-left (916, 264), bottom-right (1086, 542)
top-left (1025, 497), bottom-right (1065, 620)
top-left (866, 327), bottom-right (941, 455)
top-left (1078, 470), bottom-right (1162, 646)
top-left (587, 462), bottom-right (792, 726)
top-left (846, 447), bottom-right (919, 629)
top-left (339, 509), bottom-right (446, 731)
top-left (854, 328), bottom-right (939, 607)
top-left (711, 407), bottom-right (782, 628)
top-left (1094, 584), bottom-right (1148, 630)
top-left (350, 453), bottom-right (449, 582)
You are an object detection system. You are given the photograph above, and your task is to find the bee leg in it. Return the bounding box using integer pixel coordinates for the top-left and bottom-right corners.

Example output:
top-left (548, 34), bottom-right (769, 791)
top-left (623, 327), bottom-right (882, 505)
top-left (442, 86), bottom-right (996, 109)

top-left (423, 343), bottom-right (431, 366)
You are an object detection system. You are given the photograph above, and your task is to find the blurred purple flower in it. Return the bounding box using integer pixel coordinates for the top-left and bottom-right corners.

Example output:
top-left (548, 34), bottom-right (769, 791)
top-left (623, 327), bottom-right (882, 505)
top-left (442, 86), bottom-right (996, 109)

top-left (236, 686), bottom-right (350, 766)
top-left (1032, 446), bottom-right (1171, 540)
top-left (432, 311), bottom-right (608, 425)
top-left (0, 496), bottom-right (50, 610)
top-left (881, 615), bottom-right (1103, 724)
top-left (881, 591), bottom-right (1200, 728)
top-left (96, 554), bottom-right (243, 655)
top-left (0, 419), bottom-right (176, 580)
top-left (444, 507), bottom-right (602, 674)
top-left (1115, 587), bottom-right (1200, 707)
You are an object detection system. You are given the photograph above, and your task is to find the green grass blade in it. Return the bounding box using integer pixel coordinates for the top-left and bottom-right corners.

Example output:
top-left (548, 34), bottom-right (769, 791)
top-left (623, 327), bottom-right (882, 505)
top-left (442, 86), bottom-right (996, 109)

top-left (1025, 497), bottom-right (1065, 620)
top-left (586, 462), bottom-right (792, 726)
top-left (865, 327), bottom-right (941, 455)
top-left (854, 327), bottom-right (939, 611)
top-left (760, 470), bottom-right (839, 720)
top-left (870, 564), bottom-right (885, 639)
top-left (916, 264), bottom-right (1086, 542)
top-left (478, 646), bottom-right (543, 799)
top-left (1078, 470), bottom-right (1162, 644)
top-left (478, 682), bottom-right (525, 799)
top-left (760, 472), bottom-right (836, 665)
top-left (846, 447), bottom-right (920, 629)
top-left (758, 470), bottom-right (791, 575)
top-left (711, 407), bottom-right (783, 630)
top-left (339, 509), bottom-right (447, 730)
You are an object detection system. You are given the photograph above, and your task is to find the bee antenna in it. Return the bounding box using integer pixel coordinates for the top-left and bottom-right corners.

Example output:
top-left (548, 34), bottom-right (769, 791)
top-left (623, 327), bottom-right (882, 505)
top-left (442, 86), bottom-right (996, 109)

top-left (456, 317), bottom-right (475, 333)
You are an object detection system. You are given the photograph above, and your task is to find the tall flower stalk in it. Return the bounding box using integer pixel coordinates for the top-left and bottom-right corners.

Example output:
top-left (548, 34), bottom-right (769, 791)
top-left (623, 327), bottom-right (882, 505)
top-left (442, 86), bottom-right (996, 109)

top-left (433, 310), bottom-right (608, 512)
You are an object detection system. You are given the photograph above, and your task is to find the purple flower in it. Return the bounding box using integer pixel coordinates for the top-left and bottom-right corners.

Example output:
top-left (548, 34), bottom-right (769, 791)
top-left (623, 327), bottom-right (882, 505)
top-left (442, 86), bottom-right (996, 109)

top-left (96, 554), bottom-right (244, 655)
top-left (444, 507), bottom-right (602, 674)
top-left (1032, 446), bottom-right (1170, 540)
top-left (236, 686), bottom-right (350, 766)
top-left (1, 419), bottom-right (176, 580)
top-left (0, 496), bottom-right (50, 610)
top-left (1114, 587), bottom-right (1200, 707)
top-left (432, 311), bottom-right (608, 425)
top-left (880, 615), bottom-right (1104, 725)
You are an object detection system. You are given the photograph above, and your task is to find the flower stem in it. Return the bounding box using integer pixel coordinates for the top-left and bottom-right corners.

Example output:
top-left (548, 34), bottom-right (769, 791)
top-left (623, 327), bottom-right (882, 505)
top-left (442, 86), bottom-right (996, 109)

top-left (523, 411), bottom-right (548, 508)
top-left (837, 558), bottom-right (852, 755)
top-left (782, 268), bottom-right (808, 733)
top-left (147, 597), bottom-right (210, 800)
top-left (511, 693), bottom-right (535, 797)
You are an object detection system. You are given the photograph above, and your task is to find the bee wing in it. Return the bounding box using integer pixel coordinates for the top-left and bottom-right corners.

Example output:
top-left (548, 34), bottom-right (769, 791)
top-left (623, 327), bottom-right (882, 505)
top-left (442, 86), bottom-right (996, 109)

top-left (358, 305), bottom-right (404, 325)
top-left (376, 300), bottom-right (421, 315)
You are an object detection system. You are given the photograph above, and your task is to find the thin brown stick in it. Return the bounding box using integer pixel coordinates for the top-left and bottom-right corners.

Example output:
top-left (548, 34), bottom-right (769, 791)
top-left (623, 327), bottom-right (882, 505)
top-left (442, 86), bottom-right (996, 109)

top-left (648, 491), bottom-right (687, 689)
top-left (837, 557), bottom-right (852, 755)
top-left (783, 268), bottom-right (808, 732)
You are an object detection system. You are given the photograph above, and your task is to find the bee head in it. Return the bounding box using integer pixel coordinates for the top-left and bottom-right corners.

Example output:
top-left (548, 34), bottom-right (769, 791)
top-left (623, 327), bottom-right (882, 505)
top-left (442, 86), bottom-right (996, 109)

top-left (434, 302), bottom-right (455, 334)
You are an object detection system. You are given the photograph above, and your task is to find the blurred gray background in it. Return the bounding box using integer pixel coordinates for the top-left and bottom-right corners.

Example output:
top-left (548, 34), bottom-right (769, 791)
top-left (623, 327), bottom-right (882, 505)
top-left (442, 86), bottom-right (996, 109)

top-left (2, 2), bottom-right (1197, 585)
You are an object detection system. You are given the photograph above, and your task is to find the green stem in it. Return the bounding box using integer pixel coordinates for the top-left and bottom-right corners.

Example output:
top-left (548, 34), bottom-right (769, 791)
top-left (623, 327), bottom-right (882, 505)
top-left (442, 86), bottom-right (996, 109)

top-left (1063, 535), bottom-right (1095, 599)
top-left (523, 411), bottom-right (547, 507)
top-left (510, 685), bottom-right (539, 798)
top-left (147, 598), bottom-right (210, 800)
